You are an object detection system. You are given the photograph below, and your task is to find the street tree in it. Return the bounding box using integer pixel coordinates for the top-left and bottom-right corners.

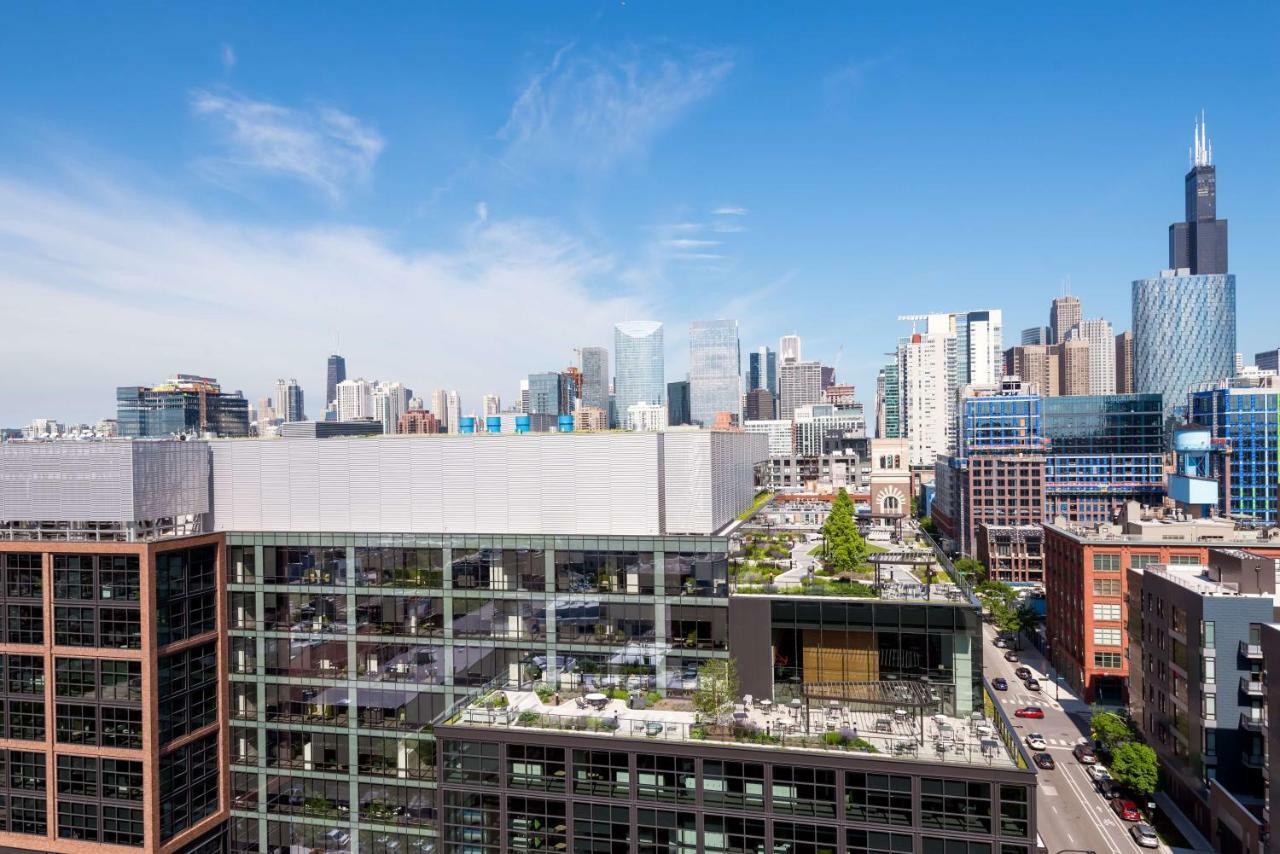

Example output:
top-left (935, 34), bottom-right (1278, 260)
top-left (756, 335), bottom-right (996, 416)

top-left (1091, 711), bottom-right (1132, 753)
top-left (1109, 742), bottom-right (1159, 796)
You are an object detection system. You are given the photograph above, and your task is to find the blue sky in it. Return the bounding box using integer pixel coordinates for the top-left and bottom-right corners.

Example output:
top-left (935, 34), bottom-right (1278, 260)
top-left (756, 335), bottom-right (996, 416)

top-left (2, 3), bottom-right (1278, 424)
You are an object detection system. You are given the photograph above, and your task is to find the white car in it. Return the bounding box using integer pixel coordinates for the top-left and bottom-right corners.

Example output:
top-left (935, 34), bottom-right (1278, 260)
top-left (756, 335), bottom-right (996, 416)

top-left (1024, 733), bottom-right (1047, 750)
top-left (1086, 763), bottom-right (1110, 784)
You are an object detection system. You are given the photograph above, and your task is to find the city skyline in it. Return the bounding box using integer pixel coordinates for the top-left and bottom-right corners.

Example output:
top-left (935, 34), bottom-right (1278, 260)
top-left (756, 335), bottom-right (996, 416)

top-left (2, 5), bottom-right (1279, 424)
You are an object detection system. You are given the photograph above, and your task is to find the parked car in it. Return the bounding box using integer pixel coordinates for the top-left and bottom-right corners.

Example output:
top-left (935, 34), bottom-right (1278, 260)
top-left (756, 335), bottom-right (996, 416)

top-left (1014, 666), bottom-right (1032, 680)
top-left (1033, 752), bottom-right (1055, 770)
top-left (1024, 733), bottom-right (1047, 750)
top-left (1129, 823), bottom-right (1159, 849)
top-left (1024, 678), bottom-right (1041, 692)
top-left (992, 677), bottom-right (1008, 690)
top-left (1110, 798), bottom-right (1141, 822)
top-left (1073, 743), bottom-right (1097, 765)
top-left (1004, 651), bottom-right (1019, 662)
top-left (1014, 706), bottom-right (1045, 719)
top-left (994, 637), bottom-right (1007, 648)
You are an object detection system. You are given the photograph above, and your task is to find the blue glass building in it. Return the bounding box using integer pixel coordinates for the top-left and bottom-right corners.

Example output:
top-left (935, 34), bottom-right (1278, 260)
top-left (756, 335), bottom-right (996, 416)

top-left (1189, 385), bottom-right (1280, 526)
top-left (613, 321), bottom-right (665, 418)
top-left (1132, 272), bottom-right (1236, 424)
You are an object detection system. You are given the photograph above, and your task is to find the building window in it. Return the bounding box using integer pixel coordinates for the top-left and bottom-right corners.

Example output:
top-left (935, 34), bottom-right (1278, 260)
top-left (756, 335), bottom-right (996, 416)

top-left (101, 707), bottom-right (142, 749)
top-left (773, 821), bottom-right (839, 854)
top-left (57, 754), bottom-right (99, 796)
top-left (1202, 621), bottom-right (1215, 649)
top-left (573, 802), bottom-right (630, 851)
top-left (53, 607), bottom-right (95, 647)
top-left (11, 795), bottom-right (47, 835)
top-left (1093, 628), bottom-right (1122, 647)
top-left (443, 790), bottom-right (500, 852)
top-left (10, 751), bottom-right (46, 790)
top-left (6, 605), bottom-right (42, 644)
top-left (506, 744), bottom-right (565, 793)
top-left (705, 816), bottom-right (766, 853)
top-left (1202, 655), bottom-right (1216, 683)
top-left (702, 760), bottom-right (765, 810)
top-left (1204, 694), bottom-right (1216, 721)
top-left (1130, 554), bottom-right (1160, 570)
top-left (101, 806), bottom-right (144, 846)
top-left (1092, 604), bottom-right (1121, 621)
top-left (1092, 553), bottom-right (1121, 572)
top-left (442, 740), bottom-right (500, 787)
top-left (6, 656), bottom-right (44, 695)
top-left (58, 800), bottom-right (99, 841)
top-left (55, 658), bottom-right (97, 699)
top-left (4, 554), bottom-right (42, 598)
top-left (923, 841), bottom-right (994, 854)
top-left (845, 771), bottom-right (913, 827)
top-left (1094, 652), bottom-right (1122, 669)
top-left (1203, 728), bottom-right (1217, 757)
top-left (1093, 579), bottom-right (1121, 597)
top-left (771, 765), bottom-right (837, 817)
top-left (920, 778), bottom-right (992, 834)
top-left (99, 608), bottom-right (142, 649)
top-left (636, 809), bottom-right (697, 854)
top-left (846, 829), bottom-right (914, 854)
top-left (636, 754), bottom-right (696, 804)
top-left (572, 749), bottom-right (630, 798)
top-left (506, 796), bottom-right (565, 852)
top-left (1000, 784), bottom-right (1030, 838)
top-left (56, 703), bottom-right (97, 745)
top-left (1169, 555), bottom-right (1201, 566)
top-left (8, 701), bottom-right (45, 741)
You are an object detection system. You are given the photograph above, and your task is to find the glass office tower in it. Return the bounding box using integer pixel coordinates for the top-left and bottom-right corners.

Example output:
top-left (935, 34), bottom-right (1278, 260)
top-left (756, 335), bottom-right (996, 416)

top-left (1190, 384), bottom-right (1280, 526)
top-left (688, 320), bottom-right (741, 427)
top-left (613, 322), bottom-right (665, 418)
top-left (1132, 272), bottom-right (1236, 424)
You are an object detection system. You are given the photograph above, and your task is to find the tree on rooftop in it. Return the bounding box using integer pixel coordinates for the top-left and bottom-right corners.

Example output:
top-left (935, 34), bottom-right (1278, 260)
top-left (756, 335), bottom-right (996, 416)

top-left (693, 659), bottom-right (740, 726)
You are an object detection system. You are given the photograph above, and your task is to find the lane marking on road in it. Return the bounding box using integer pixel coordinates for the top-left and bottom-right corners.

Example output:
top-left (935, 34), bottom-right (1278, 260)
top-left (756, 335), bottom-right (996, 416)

top-left (1056, 760), bottom-right (1127, 854)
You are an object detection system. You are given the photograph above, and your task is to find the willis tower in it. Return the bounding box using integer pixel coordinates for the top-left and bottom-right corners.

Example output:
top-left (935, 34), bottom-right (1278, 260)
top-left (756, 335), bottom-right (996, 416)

top-left (1168, 113), bottom-right (1228, 274)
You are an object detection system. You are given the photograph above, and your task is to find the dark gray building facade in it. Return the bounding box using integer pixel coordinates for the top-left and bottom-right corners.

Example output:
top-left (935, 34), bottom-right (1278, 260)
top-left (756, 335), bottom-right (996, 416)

top-left (668, 380), bottom-right (691, 426)
top-left (327, 354), bottom-right (347, 409)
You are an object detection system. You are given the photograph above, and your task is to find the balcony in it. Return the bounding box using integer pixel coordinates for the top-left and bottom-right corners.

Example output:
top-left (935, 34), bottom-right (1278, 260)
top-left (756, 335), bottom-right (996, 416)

top-left (1240, 711), bottom-right (1266, 733)
top-left (1241, 676), bottom-right (1266, 697)
top-left (1242, 751), bottom-right (1266, 769)
top-left (1240, 640), bottom-right (1264, 660)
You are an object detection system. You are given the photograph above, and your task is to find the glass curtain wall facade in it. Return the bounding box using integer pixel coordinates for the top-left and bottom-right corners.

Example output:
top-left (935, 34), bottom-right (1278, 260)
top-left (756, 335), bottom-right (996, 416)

top-left (1190, 387), bottom-right (1280, 526)
top-left (1132, 273), bottom-right (1236, 424)
top-left (226, 531), bottom-right (729, 854)
top-left (689, 320), bottom-right (742, 427)
top-left (578, 347), bottom-right (609, 413)
top-left (613, 322), bottom-right (666, 417)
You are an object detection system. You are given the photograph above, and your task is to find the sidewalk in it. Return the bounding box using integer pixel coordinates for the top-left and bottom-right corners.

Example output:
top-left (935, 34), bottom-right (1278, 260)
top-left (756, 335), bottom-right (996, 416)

top-left (1154, 791), bottom-right (1213, 853)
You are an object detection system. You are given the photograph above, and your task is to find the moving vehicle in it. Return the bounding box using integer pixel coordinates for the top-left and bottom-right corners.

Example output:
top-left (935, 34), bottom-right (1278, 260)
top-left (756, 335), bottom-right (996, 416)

top-left (1025, 733), bottom-right (1047, 750)
top-left (1129, 823), bottom-right (1159, 849)
top-left (1014, 706), bottom-right (1044, 719)
top-left (1073, 743), bottom-right (1097, 764)
top-left (1024, 678), bottom-right (1041, 692)
top-left (1014, 666), bottom-right (1032, 680)
top-left (1004, 650), bottom-right (1019, 662)
top-left (1033, 752), bottom-right (1055, 770)
top-left (1110, 798), bottom-right (1141, 821)
top-left (992, 677), bottom-right (1008, 691)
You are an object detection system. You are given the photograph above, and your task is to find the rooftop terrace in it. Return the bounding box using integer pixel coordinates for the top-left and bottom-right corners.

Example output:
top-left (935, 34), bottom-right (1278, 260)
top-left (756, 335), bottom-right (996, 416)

top-left (445, 682), bottom-right (1022, 769)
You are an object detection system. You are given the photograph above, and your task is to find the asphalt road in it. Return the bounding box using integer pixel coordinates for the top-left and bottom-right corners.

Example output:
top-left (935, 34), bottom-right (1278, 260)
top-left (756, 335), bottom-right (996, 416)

top-left (980, 623), bottom-right (1160, 854)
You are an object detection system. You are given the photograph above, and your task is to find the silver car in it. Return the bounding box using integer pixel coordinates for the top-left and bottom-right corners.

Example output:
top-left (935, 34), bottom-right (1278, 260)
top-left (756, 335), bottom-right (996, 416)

top-left (1129, 822), bottom-right (1159, 849)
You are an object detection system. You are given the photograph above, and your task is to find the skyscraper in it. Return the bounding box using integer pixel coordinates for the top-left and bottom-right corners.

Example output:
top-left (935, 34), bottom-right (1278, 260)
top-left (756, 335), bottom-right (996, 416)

top-left (326, 354), bottom-right (346, 407)
top-left (667, 380), bottom-right (690, 426)
top-left (482, 393), bottom-right (502, 416)
top-left (613, 321), bottom-right (665, 415)
top-left (1170, 113), bottom-right (1228, 275)
top-left (579, 346), bottom-right (609, 412)
top-left (431, 389), bottom-right (450, 431)
top-left (1134, 118), bottom-right (1236, 422)
top-left (688, 319), bottom-right (741, 426)
top-left (898, 331), bottom-right (950, 468)
top-left (748, 346), bottom-right (777, 397)
top-left (527, 372), bottom-right (563, 415)
top-left (1075, 319), bottom-right (1116, 395)
top-left (744, 387), bottom-right (776, 421)
top-left (373, 381), bottom-right (408, 434)
top-left (446, 390), bottom-right (461, 434)
top-left (1057, 338), bottom-right (1091, 396)
top-left (1049, 296), bottom-right (1082, 344)
top-left (1115, 331), bottom-right (1134, 394)
top-left (1021, 326), bottom-right (1050, 346)
top-left (953, 309), bottom-right (1004, 387)
top-left (779, 334), bottom-right (802, 365)
top-left (778, 361), bottom-right (823, 420)
top-left (274, 378), bottom-right (305, 422)
top-left (336, 377), bottom-right (374, 421)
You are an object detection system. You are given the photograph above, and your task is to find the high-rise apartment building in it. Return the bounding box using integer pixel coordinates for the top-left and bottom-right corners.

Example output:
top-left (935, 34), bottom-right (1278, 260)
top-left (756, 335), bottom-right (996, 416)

top-left (613, 321), bottom-right (665, 416)
top-left (897, 332), bottom-right (950, 469)
top-left (274, 378), bottom-right (305, 423)
top-left (336, 377), bottom-right (374, 422)
top-left (688, 319), bottom-right (741, 427)
top-left (117, 374), bottom-right (249, 438)
top-left (1003, 345), bottom-right (1057, 396)
top-left (431, 389), bottom-right (450, 432)
top-left (578, 346), bottom-right (609, 413)
top-left (397, 409), bottom-right (441, 434)
top-left (1074, 319), bottom-right (1116, 395)
top-left (777, 361), bottom-right (823, 421)
top-left (1115, 331), bottom-right (1134, 393)
top-left (666, 380), bottom-right (690, 426)
top-left (574, 405), bottom-right (608, 431)
top-left (373, 381), bottom-right (408, 434)
top-left (876, 361), bottom-right (901, 439)
top-left (482, 394), bottom-right (501, 418)
top-left (1049, 295), bottom-right (1081, 345)
top-left (1133, 119), bottom-right (1237, 423)
top-left (748, 346), bottom-right (777, 397)
top-left (446, 390), bottom-right (461, 434)
top-left (526, 372), bottom-right (564, 416)
top-left (1255, 349), bottom-right (1280, 373)
top-left (744, 387), bottom-right (775, 421)
top-left (625, 402), bottom-right (668, 432)
top-left (778, 334), bottom-right (801, 365)
top-left (1057, 338), bottom-right (1091, 396)
top-left (326, 354), bottom-right (346, 408)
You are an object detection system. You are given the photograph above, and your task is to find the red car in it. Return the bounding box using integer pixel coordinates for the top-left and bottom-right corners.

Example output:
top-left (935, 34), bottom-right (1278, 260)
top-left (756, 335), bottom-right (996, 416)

top-left (1111, 798), bottom-right (1141, 821)
top-left (1014, 706), bottom-right (1045, 719)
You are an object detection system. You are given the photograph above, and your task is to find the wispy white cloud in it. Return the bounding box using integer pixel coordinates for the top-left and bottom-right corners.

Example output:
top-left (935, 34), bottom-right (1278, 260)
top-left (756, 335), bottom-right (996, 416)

top-left (190, 88), bottom-right (384, 202)
top-left (220, 43), bottom-right (237, 71)
top-left (499, 44), bottom-right (732, 174)
top-left (0, 173), bottom-right (644, 423)
top-left (663, 238), bottom-right (720, 249)
top-left (711, 205), bottom-right (747, 216)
